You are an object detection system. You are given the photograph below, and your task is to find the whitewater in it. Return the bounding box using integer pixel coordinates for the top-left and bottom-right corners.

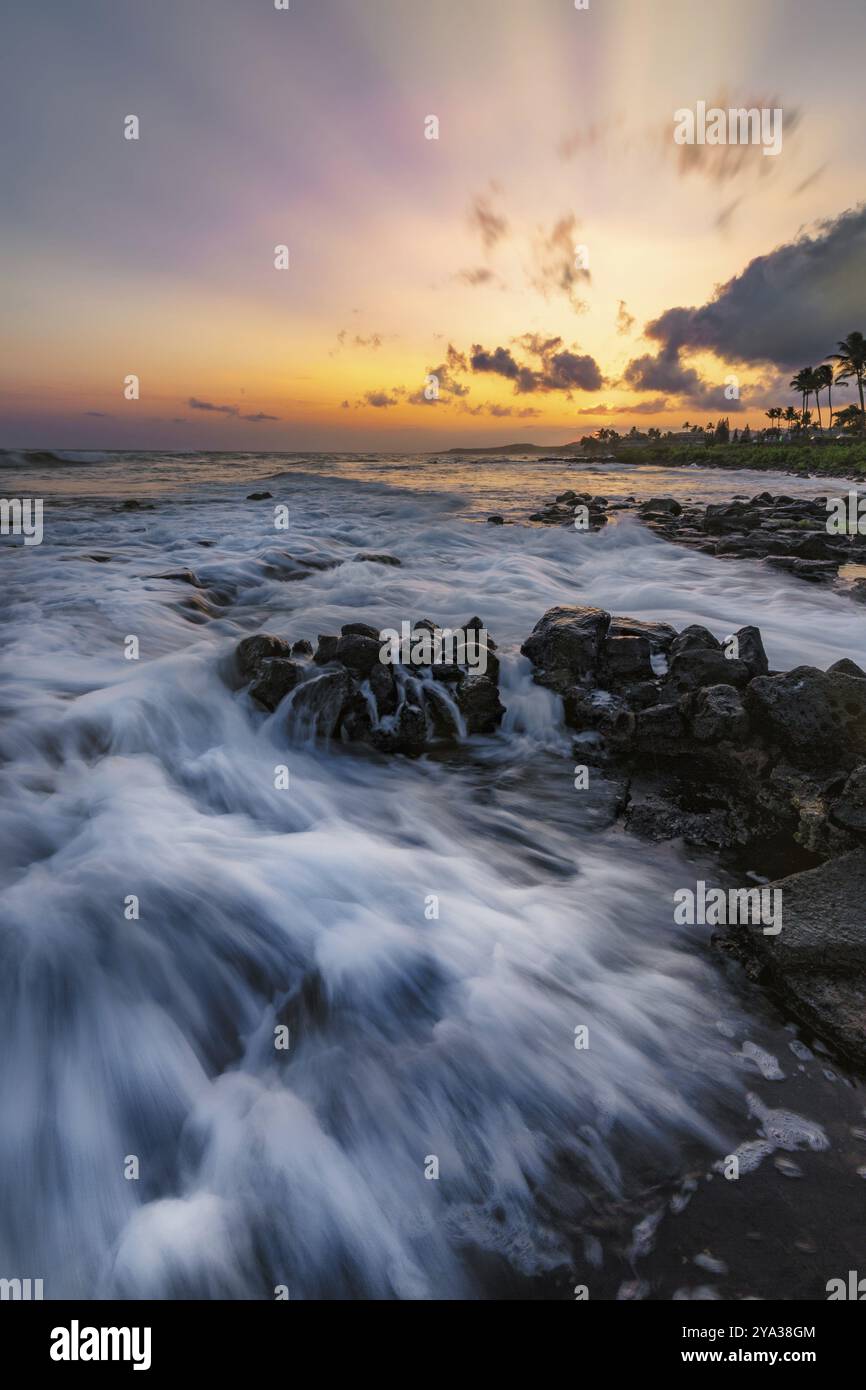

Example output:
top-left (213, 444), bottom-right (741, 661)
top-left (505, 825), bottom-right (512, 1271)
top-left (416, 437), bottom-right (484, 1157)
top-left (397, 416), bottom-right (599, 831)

top-left (1, 450), bottom-right (864, 1300)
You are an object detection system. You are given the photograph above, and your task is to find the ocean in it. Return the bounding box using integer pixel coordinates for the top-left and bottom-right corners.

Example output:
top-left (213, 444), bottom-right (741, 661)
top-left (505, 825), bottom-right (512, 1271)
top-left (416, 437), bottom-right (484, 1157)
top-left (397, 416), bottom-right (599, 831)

top-left (1, 449), bottom-right (864, 1299)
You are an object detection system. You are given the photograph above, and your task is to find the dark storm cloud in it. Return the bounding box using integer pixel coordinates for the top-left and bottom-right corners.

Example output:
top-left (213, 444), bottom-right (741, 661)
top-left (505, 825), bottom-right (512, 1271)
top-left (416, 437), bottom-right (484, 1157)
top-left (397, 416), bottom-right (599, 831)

top-left (470, 337), bottom-right (604, 395)
top-left (622, 346), bottom-right (745, 411)
top-left (641, 205), bottom-right (866, 369)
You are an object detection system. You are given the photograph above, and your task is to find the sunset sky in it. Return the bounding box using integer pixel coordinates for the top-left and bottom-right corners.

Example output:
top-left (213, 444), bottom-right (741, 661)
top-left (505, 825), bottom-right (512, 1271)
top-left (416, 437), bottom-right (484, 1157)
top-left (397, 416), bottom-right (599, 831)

top-left (3, 0), bottom-right (866, 450)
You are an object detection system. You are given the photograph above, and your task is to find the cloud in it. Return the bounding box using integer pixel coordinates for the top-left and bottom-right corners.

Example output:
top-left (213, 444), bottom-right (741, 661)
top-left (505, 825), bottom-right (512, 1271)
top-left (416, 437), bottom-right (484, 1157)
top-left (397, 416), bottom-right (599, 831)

top-left (456, 267), bottom-right (496, 286)
top-left (188, 397), bottom-right (278, 422)
top-left (471, 336), bottom-right (604, 395)
top-left (668, 94), bottom-right (801, 184)
top-left (639, 204), bottom-right (866, 370)
top-left (189, 397), bottom-right (238, 416)
top-left (362, 389), bottom-right (403, 409)
top-left (468, 190), bottom-right (509, 251)
top-left (331, 328), bottom-right (385, 356)
top-left (530, 214), bottom-right (590, 311)
top-left (457, 401), bottom-right (540, 418)
top-left (406, 344), bottom-right (472, 406)
top-left (616, 300), bottom-right (636, 335)
top-left (576, 398), bottom-right (668, 416)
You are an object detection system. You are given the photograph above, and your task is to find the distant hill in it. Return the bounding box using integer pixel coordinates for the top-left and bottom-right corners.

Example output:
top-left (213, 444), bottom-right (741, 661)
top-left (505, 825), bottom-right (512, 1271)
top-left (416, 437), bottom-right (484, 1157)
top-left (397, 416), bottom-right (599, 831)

top-left (443, 440), bottom-right (585, 455)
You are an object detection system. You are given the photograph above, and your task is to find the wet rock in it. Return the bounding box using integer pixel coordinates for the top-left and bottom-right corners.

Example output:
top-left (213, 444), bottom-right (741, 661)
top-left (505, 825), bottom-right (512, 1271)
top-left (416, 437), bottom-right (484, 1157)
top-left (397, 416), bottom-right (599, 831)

top-left (369, 702), bottom-right (428, 756)
top-left (151, 568), bottom-right (203, 586)
top-left (313, 634), bottom-right (340, 665)
top-left (603, 634), bottom-right (654, 681)
top-left (368, 663), bottom-right (398, 716)
top-left (830, 766), bottom-right (866, 834)
top-left (670, 625), bottom-right (720, 657)
top-left (353, 552), bottom-right (401, 566)
top-left (828, 658), bottom-right (866, 679)
top-left (690, 684), bottom-right (750, 743)
top-left (608, 616), bottom-right (677, 650)
top-left (455, 674), bottom-right (505, 735)
top-left (289, 668), bottom-right (353, 738)
top-left (764, 556), bottom-right (838, 583)
top-left (236, 633), bottom-right (292, 681)
top-left (747, 667), bottom-right (866, 769)
top-left (249, 659), bottom-right (303, 711)
top-left (635, 702), bottom-right (686, 744)
top-left (341, 621), bottom-right (380, 640)
top-left (734, 625), bottom-right (769, 678)
top-left (246, 491), bottom-right (273, 500)
top-left (487, 515), bottom-right (505, 525)
top-left (291, 639), bottom-right (314, 657)
top-left (334, 633), bottom-right (381, 676)
top-left (663, 648), bottom-right (751, 697)
top-left (740, 850), bottom-right (866, 1067)
top-left (639, 497), bottom-right (682, 516)
top-left (521, 605), bottom-right (610, 676)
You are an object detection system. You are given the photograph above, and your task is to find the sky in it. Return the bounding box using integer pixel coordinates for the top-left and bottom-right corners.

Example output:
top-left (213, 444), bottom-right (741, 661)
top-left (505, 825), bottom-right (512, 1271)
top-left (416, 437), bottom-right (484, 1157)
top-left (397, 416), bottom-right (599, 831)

top-left (2, 0), bottom-right (866, 451)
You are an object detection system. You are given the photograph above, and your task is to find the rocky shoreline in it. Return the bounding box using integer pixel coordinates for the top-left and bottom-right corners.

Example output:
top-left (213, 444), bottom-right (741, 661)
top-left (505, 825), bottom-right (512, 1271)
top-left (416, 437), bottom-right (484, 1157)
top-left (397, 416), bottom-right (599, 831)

top-left (233, 602), bottom-right (866, 1066)
top-left (520, 489), bottom-right (866, 600)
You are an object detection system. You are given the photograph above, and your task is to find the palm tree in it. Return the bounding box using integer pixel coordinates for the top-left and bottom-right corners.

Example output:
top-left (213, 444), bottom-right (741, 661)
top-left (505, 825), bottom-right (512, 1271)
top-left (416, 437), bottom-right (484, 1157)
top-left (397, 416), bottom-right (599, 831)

top-left (814, 364), bottom-right (833, 432)
top-left (764, 407), bottom-right (783, 437)
top-left (790, 368), bottom-right (811, 424)
top-left (783, 406), bottom-right (798, 435)
top-left (829, 332), bottom-right (866, 436)
top-left (805, 369), bottom-right (824, 430)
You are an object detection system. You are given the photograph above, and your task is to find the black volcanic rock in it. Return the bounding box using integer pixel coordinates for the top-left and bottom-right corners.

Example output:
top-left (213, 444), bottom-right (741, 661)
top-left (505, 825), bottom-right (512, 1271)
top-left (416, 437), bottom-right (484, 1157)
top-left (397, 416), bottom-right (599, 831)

top-left (746, 667), bottom-right (866, 769)
top-left (521, 606), bottom-right (610, 675)
top-left (249, 659), bottom-right (303, 711)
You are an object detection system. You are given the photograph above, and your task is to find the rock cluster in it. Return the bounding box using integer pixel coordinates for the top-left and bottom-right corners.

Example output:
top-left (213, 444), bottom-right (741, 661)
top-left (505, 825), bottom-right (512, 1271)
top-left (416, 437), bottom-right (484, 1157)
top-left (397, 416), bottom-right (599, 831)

top-left (235, 619), bottom-right (503, 756)
top-left (521, 604), bottom-right (866, 856)
top-left (637, 492), bottom-right (866, 588)
top-left (529, 489), bottom-right (866, 599)
top-left (528, 490), bottom-right (609, 528)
